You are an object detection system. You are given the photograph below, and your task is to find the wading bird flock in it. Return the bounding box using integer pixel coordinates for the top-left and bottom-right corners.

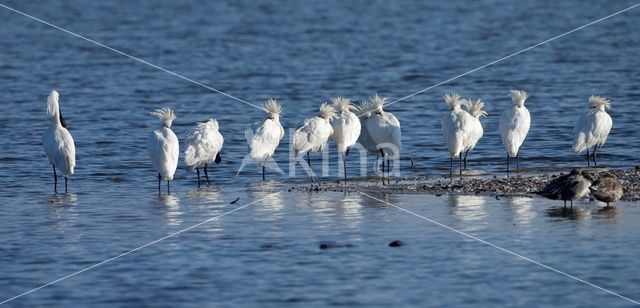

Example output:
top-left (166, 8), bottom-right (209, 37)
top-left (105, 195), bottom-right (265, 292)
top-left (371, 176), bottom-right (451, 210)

top-left (42, 89), bottom-right (619, 206)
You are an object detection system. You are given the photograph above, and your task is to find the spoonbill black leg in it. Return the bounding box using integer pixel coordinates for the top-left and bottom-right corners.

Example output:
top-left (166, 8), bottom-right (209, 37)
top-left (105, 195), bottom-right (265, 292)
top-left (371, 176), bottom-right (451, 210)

top-left (204, 163), bottom-right (211, 186)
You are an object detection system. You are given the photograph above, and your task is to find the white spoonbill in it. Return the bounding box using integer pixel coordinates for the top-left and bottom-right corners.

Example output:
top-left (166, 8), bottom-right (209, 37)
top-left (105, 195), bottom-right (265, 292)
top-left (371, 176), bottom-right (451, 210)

top-left (357, 100), bottom-right (381, 176)
top-left (573, 95), bottom-right (613, 166)
top-left (462, 98), bottom-right (487, 170)
top-left (499, 90), bottom-right (531, 173)
top-left (357, 100), bottom-right (379, 155)
top-left (184, 119), bottom-right (224, 187)
top-left (366, 94), bottom-right (401, 185)
top-left (148, 108), bottom-right (179, 194)
top-left (293, 102), bottom-right (336, 182)
top-left (42, 90), bottom-right (75, 193)
top-left (441, 93), bottom-right (473, 177)
top-left (245, 99), bottom-right (284, 181)
top-left (331, 97), bottom-right (360, 180)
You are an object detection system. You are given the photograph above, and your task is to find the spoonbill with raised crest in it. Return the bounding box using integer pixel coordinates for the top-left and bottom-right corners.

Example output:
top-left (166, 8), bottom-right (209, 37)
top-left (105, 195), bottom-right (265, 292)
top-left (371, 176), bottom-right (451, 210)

top-left (244, 99), bottom-right (285, 181)
top-left (573, 95), bottom-right (613, 167)
top-left (462, 98), bottom-right (487, 170)
top-left (293, 102), bottom-right (336, 182)
top-left (148, 108), bottom-right (179, 194)
top-left (442, 93), bottom-right (473, 177)
top-left (331, 97), bottom-right (360, 180)
top-left (366, 94), bottom-right (401, 185)
top-left (499, 90), bottom-right (531, 173)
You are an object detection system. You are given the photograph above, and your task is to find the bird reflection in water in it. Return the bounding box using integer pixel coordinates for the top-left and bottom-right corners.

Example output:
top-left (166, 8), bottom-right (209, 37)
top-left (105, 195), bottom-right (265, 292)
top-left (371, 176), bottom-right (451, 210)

top-left (186, 186), bottom-right (222, 203)
top-left (294, 193), bottom-right (333, 229)
top-left (508, 197), bottom-right (536, 226)
top-left (47, 193), bottom-right (80, 237)
top-left (593, 205), bottom-right (621, 220)
top-left (249, 189), bottom-right (286, 242)
top-left (48, 192), bottom-right (78, 207)
top-left (251, 189), bottom-right (285, 214)
top-left (338, 192), bottom-right (364, 230)
top-left (546, 206), bottom-right (591, 220)
top-left (248, 181), bottom-right (284, 213)
top-left (449, 194), bottom-right (487, 222)
top-left (359, 192), bottom-right (403, 208)
top-left (158, 194), bottom-right (182, 226)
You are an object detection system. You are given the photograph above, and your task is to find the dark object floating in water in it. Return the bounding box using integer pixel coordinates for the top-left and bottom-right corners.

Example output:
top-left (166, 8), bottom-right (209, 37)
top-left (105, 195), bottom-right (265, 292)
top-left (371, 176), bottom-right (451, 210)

top-left (319, 241), bottom-right (353, 249)
top-left (388, 240), bottom-right (404, 247)
top-left (230, 197), bottom-right (240, 204)
top-left (260, 243), bottom-right (282, 250)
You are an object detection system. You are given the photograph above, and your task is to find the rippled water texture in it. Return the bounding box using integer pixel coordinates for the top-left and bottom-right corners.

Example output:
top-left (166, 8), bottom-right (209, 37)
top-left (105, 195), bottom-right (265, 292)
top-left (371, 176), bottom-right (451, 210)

top-left (1, 0), bottom-right (639, 306)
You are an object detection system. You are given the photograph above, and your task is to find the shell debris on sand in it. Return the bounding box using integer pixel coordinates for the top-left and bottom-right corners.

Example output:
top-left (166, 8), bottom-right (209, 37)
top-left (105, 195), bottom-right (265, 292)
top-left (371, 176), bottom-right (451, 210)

top-left (288, 168), bottom-right (640, 201)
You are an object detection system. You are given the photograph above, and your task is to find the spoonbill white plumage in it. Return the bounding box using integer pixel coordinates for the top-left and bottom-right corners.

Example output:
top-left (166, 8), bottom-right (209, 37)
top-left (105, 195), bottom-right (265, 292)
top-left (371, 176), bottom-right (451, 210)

top-left (442, 93), bottom-right (473, 177)
top-left (148, 108), bottom-right (179, 194)
top-left (499, 90), bottom-right (531, 173)
top-left (331, 97), bottom-right (361, 180)
top-left (293, 102), bottom-right (336, 181)
top-left (42, 90), bottom-right (75, 193)
top-left (366, 94), bottom-right (401, 185)
top-left (184, 119), bottom-right (224, 187)
top-left (462, 98), bottom-right (487, 170)
top-left (245, 99), bottom-right (284, 181)
top-left (573, 95), bottom-right (613, 166)
top-left (357, 100), bottom-right (379, 155)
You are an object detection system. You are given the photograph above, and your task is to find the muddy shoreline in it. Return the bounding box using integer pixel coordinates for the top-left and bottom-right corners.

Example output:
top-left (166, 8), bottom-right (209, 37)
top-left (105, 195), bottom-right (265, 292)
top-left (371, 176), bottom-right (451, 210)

top-left (288, 167), bottom-right (640, 201)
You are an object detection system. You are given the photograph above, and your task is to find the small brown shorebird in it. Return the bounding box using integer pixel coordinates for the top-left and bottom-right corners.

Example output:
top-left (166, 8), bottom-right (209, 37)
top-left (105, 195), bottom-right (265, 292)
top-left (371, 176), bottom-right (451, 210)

top-left (590, 172), bottom-right (624, 207)
top-left (541, 170), bottom-right (592, 208)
